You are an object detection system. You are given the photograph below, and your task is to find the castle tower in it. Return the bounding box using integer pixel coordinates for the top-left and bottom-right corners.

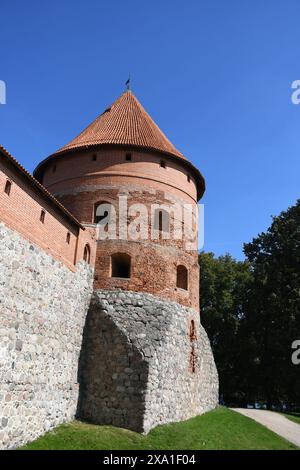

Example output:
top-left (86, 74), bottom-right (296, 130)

top-left (34, 91), bottom-right (218, 432)
top-left (34, 91), bottom-right (204, 309)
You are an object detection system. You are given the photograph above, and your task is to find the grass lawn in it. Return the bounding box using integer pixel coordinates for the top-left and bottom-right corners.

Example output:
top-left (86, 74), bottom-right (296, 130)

top-left (282, 412), bottom-right (300, 426)
top-left (20, 407), bottom-right (298, 450)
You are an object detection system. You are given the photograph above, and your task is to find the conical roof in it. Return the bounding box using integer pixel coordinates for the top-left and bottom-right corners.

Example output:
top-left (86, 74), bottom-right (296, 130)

top-left (34, 90), bottom-right (205, 199)
top-left (54, 90), bottom-right (185, 159)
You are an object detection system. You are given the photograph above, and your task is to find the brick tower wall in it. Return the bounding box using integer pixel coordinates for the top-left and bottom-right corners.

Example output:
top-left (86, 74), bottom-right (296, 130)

top-left (41, 147), bottom-right (200, 309)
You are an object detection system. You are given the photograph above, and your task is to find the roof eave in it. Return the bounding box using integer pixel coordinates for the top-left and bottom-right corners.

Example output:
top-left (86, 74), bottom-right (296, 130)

top-left (33, 143), bottom-right (205, 200)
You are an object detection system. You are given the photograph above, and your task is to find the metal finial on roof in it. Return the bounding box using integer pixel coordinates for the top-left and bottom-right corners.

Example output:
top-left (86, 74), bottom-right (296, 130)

top-left (125, 74), bottom-right (131, 91)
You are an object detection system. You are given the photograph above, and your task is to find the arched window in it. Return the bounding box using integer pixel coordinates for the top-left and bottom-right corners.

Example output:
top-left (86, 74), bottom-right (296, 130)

top-left (111, 253), bottom-right (131, 278)
top-left (83, 244), bottom-right (91, 264)
top-left (176, 265), bottom-right (188, 290)
top-left (154, 208), bottom-right (170, 233)
top-left (66, 232), bottom-right (71, 244)
top-left (94, 201), bottom-right (111, 225)
top-left (160, 160), bottom-right (166, 168)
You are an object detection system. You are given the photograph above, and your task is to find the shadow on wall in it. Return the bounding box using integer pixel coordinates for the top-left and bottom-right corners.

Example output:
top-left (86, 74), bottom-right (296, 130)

top-left (76, 297), bottom-right (149, 433)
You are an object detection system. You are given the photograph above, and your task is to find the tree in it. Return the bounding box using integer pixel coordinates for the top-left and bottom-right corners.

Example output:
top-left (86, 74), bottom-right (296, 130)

top-left (199, 252), bottom-right (253, 405)
top-left (200, 200), bottom-right (300, 409)
top-left (243, 199), bottom-right (300, 409)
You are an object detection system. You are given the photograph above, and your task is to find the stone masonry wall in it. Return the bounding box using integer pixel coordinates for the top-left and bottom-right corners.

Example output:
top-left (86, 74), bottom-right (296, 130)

top-left (0, 222), bottom-right (94, 449)
top-left (78, 290), bottom-right (218, 433)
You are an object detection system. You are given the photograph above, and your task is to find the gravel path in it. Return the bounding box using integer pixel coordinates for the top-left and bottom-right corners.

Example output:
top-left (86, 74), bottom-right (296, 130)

top-left (231, 408), bottom-right (300, 448)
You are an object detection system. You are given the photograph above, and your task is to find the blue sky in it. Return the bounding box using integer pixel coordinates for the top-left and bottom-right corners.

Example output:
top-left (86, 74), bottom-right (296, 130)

top-left (1, 0), bottom-right (299, 259)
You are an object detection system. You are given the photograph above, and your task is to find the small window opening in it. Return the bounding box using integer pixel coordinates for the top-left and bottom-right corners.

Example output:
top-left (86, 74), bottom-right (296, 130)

top-left (103, 106), bottom-right (111, 114)
top-left (40, 210), bottom-right (46, 224)
top-left (187, 175), bottom-right (191, 182)
top-left (160, 160), bottom-right (166, 168)
top-left (159, 211), bottom-right (163, 231)
top-left (83, 244), bottom-right (91, 264)
top-left (125, 153), bottom-right (132, 161)
top-left (189, 320), bottom-right (197, 341)
top-left (154, 209), bottom-right (170, 233)
top-left (92, 154), bottom-right (97, 161)
top-left (176, 265), bottom-right (188, 290)
top-left (4, 180), bottom-right (11, 196)
top-left (111, 253), bottom-right (131, 278)
top-left (66, 232), bottom-right (71, 244)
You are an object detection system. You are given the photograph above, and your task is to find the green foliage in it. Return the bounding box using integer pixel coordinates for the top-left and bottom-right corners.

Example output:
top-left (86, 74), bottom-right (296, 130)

top-left (243, 199), bottom-right (300, 409)
top-left (20, 408), bottom-right (297, 450)
top-left (200, 199), bottom-right (300, 410)
top-left (199, 252), bottom-right (252, 405)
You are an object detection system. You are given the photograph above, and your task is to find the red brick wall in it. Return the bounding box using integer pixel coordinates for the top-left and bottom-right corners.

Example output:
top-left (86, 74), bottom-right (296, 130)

top-left (0, 158), bottom-right (95, 270)
top-left (75, 225), bottom-right (97, 266)
top-left (42, 148), bottom-right (198, 208)
top-left (38, 147), bottom-right (200, 309)
top-left (93, 240), bottom-right (199, 309)
top-left (0, 144), bottom-right (200, 308)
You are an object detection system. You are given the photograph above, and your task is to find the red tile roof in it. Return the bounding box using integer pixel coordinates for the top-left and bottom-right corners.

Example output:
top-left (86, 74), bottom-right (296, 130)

top-left (34, 91), bottom-right (205, 199)
top-left (54, 90), bottom-right (185, 159)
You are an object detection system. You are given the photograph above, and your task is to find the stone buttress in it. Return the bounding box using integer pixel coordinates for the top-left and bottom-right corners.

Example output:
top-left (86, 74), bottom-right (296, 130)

top-left (77, 291), bottom-right (218, 433)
